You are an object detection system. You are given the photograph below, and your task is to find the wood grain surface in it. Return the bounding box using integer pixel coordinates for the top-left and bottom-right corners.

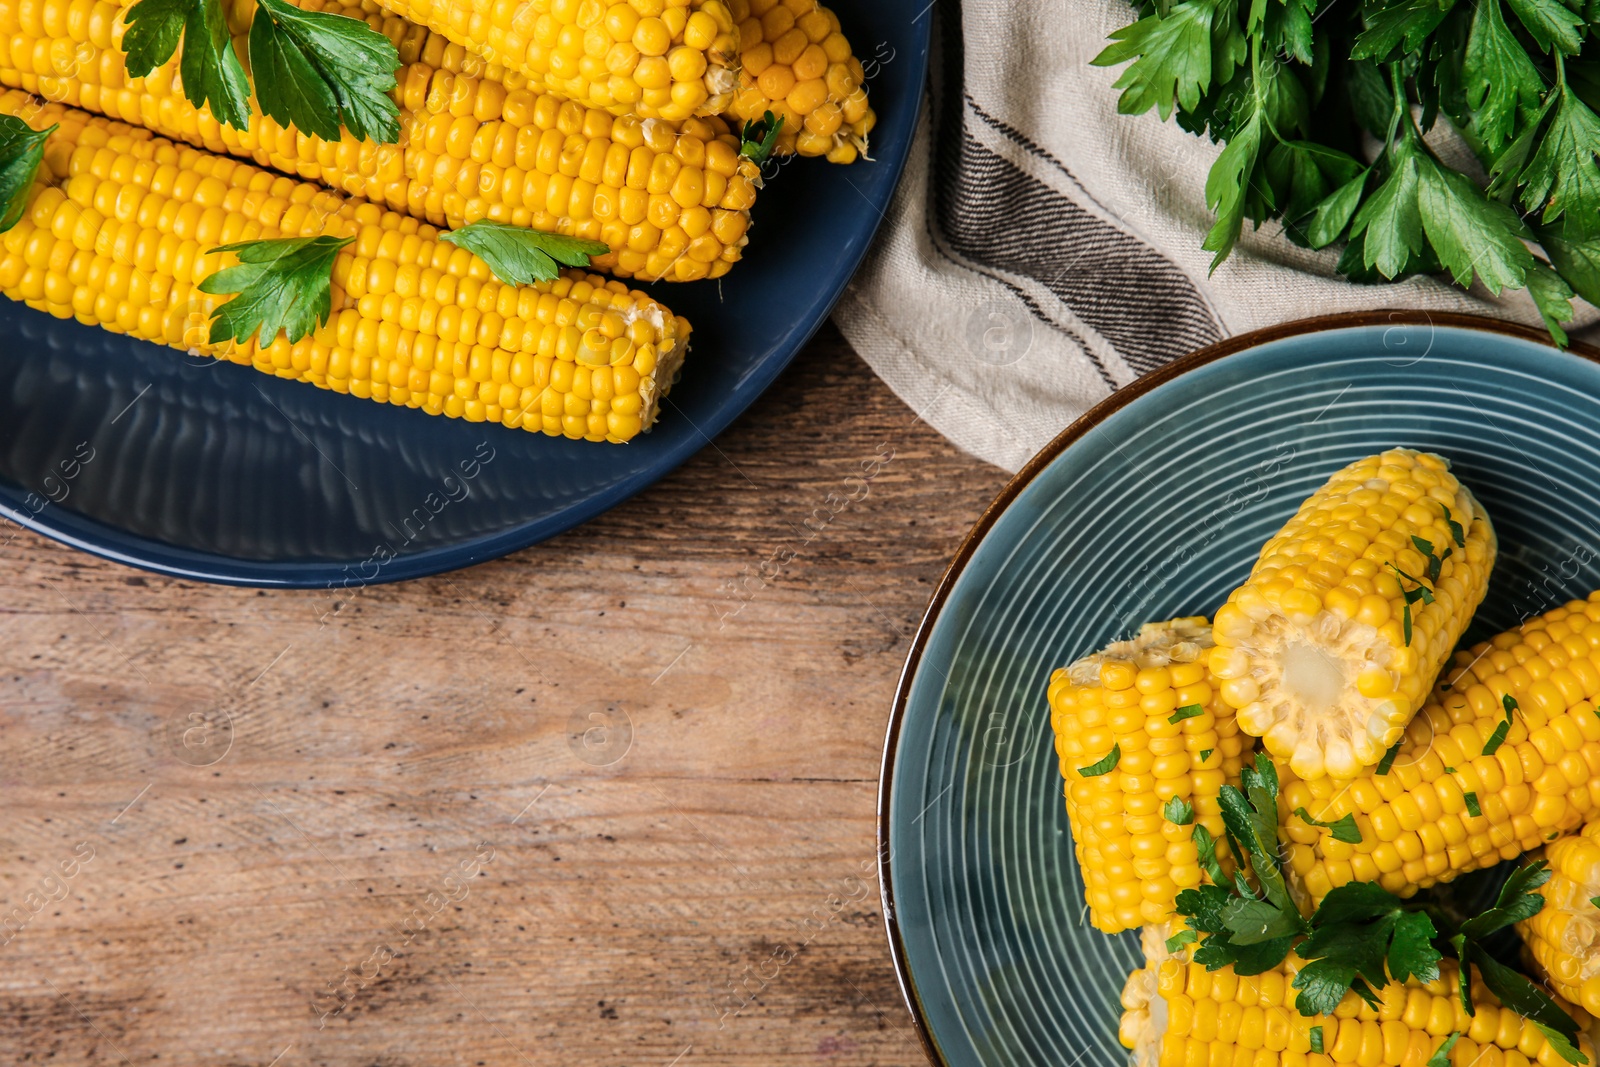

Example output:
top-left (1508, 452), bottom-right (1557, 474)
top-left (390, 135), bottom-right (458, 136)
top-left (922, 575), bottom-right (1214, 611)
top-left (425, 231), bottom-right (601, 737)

top-left (0, 322), bottom-right (1012, 1067)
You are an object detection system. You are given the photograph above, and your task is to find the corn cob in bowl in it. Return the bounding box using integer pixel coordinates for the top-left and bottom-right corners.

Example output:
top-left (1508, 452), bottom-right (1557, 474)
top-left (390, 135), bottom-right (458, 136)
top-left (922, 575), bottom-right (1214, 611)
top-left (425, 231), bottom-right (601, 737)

top-left (1047, 616), bottom-right (1248, 934)
top-left (1279, 592), bottom-right (1600, 908)
top-left (1121, 932), bottom-right (1596, 1067)
top-left (0, 0), bottom-right (763, 281)
top-left (1211, 449), bottom-right (1496, 780)
top-left (0, 92), bottom-right (688, 442)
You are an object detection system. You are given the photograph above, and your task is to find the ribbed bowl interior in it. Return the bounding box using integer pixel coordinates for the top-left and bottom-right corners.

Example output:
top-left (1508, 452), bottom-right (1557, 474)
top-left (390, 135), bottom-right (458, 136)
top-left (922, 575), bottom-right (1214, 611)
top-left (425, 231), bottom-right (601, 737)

top-left (884, 321), bottom-right (1600, 1067)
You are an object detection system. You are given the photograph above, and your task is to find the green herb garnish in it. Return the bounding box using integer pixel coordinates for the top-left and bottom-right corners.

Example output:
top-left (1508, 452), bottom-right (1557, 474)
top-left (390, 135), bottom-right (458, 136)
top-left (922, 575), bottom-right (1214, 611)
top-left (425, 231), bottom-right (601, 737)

top-left (1309, 1025), bottom-right (1325, 1055)
top-left (0, 116), bottom-right (54, 234)
top-left (1293, 807), bottom-right (1363, 844)
top-left (1442, 505), bottom-right (1466, 549)
top-left (248, 0), bottom-right (401, 144)
top-left (1078, 744), bottom-right (1121, 777)
top-left (1166, 928), bottom-right (1199, 953)
top-left (1427, 1034), bottom-right (1460, 1067)
top-left (1164, 796), bottom-right (1195, 825)
top-left (1484, 694), bottom-right (1517, 755)
top-left (1464, 791), bottom-right (1482, 817)
top-left (1172, 752), bottom-right (1585, 1062)
top-left (1089, 0), bottom-right (1600, 344)
top-left (1412, 535), bottom-right (1452, 583)
top-left (1199, 748), bottom-right (1214, 762)
top-left (1389, 562), bottom-right (1436, 646)
top-left (739, 110), bottom-right (784, 164)
top-left (122, 0), bottom-right (252, 131)
top-left (440, 221), bottom-right (610, 286)
top-left (199, 235), bottom-right (353, 347)
top-left (1169, 703), bottom-right (1205, 724)
top-left (1376, 741), bottom-right (1402, 775)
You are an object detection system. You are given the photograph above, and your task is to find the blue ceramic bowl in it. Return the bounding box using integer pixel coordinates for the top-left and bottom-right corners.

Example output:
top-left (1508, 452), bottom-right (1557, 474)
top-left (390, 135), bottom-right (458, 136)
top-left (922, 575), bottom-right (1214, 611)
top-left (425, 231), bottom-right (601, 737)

top-left (879, 313), bottom-right (1600, 1067)
top-left (0, 3), bottom-right (929, 586)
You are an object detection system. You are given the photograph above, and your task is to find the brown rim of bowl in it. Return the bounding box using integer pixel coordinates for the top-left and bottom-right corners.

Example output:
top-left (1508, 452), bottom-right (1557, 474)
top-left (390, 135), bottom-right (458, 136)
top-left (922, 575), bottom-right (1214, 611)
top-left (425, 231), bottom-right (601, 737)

top-left (875, 308), bottom-right (1600, 1066)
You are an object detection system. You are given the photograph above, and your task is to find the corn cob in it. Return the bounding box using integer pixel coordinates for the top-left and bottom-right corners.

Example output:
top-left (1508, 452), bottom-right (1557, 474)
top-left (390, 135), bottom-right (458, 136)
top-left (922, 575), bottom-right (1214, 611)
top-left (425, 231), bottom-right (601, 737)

top-left (1047, 617), bottom-right (1248, 935)
top-left (0, 92), bottom-right (689, 442)
top-left (359, 0), bottom-right (740, 122)
top-left (1120, 929), bottom-right (1595, 1067)
top-left (1520, 824), bottom-right (1600, 1020)
top-left (1211, 449), bottom-right (1496, 780)
top-left (1280, 593), bottom-right (1600, 908)
top-left (726, 0), bottom-right (872, 163)
top-left (0, 0), bottom-right (761, 281)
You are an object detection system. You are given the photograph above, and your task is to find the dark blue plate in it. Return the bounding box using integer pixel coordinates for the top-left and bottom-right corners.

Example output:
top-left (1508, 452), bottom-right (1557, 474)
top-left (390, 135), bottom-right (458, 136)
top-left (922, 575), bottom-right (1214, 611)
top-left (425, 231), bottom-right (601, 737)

top-left (0, 5), bottom-right (929, 587)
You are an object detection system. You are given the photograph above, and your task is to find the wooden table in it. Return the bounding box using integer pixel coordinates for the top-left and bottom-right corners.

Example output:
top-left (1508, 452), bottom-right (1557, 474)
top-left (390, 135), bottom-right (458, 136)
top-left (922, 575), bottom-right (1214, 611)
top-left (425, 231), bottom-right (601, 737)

top-left (0, 324), bottom-right (1011, 1067)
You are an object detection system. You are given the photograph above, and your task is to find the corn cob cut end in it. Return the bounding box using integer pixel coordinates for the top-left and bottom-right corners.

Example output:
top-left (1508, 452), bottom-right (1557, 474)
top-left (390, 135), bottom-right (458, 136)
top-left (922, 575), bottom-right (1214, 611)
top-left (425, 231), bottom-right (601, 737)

top-left (1522, 824), bottom-right (1600, 1021)
top-left (1119, 925), bottom-right (1175, 1067)
top-left (1211, 448), bottom-right (1495, 781)
top-left (1066, 616), bottom-right (1213, 684)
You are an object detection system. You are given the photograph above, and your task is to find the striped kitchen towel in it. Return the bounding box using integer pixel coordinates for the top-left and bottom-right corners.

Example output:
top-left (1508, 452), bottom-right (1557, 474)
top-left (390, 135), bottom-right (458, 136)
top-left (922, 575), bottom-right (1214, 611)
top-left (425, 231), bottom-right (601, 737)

top-left (833, 0), bottom-right (1600, 473)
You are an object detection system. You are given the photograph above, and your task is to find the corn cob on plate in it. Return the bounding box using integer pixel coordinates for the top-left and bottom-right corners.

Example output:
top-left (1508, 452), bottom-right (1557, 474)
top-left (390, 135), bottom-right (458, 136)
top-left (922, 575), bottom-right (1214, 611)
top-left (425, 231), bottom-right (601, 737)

top-left (880, 315), bottom-right (1600, 1066)
top-left (0, 0), bottom-right (926, 583)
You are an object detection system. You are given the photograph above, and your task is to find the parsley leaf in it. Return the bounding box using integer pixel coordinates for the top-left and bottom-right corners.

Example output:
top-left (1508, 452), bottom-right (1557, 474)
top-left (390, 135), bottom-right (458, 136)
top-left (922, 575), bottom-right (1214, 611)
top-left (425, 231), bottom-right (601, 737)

top-left (1482, 693), bottom-right (1517, 755)
top-left (1199, 747), bottom-right (1215, 762)
top-left (1351, 0), bottom-right (1458, 63)
top-left (1093, 0), bottom-right (1222, 119)
top-left (1457, 859), bottom-right (1550, 939)
top-left (1164, 796), bottom-right (1196, 825)
top-left (248, 0), bottom-right (401, 145)
top-left (1427, 1034), bottom-right (1461, 1067)
top-left (1294, 806), bottom-right (1363, 843)
top-left (1505, 0), bottom-right (1584, 55)
top-left (1511, 84), bottom-right (1600, 241)
top-left (1350, 136), bottom-right (1424, 278)
top-left (1528, 259), bottom-right (1578, 346)
top-left (0, 116), bottom-right (54, 234)
top-left (122, 0), bottom-right (251, 131)
top-left (1078, 743), bottom-right (1121, 777)
top-left (1170, 703), bottom-right (1206, 724)
top-left (198, 235), bottom-right (353, 347)
top-left (439, 222), bottom-right (610, 286)
top-left (1166, 928), bottom-right (1199, 953)
top-left (1417, 150), bottom-right (1534, 293)
top-left (1309, 1025), bottom-right (1325, 1054)
top-left (739, 110), bottom-right (784, 164)
top-left (1295, 881), bottom-right (1441, 1013)
top-left (1376, 740), bottom-right (1402, 775)
top-left (1442, 505), bottom-right (1466, 548)
top-left (1468, 948), bottom-right (1586, 1063)
top-left (1463, 0), bottom-right (1547, 151)
top-left (1463, 790), bottom-right (1482, 817)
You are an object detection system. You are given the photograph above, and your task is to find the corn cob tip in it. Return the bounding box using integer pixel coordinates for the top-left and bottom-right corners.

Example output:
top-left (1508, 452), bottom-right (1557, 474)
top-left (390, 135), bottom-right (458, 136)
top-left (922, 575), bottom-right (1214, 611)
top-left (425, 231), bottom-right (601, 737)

top-left (1211, 448), bottom-right (1496, 780)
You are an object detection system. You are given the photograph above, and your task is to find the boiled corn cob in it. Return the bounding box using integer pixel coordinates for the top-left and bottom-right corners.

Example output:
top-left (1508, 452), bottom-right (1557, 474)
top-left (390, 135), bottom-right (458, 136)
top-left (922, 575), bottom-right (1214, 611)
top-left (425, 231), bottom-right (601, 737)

top-left (1280, 592), bottom-right (1600, 907)
top-left (1120, 930), bottom-right (1595, 1067)
top-left (0, 93), bottom-right (689, 442)
top-left (360, 0), bottom-right (740, 122)
top-left (1520, 824), bottom-right (1600, 1020)
top-left (0, 0), bottom-right (762, 281)
top-left (1047, 617), bottom-right (1248, 934)
top-left (727, 0), bottom-right (872, 163)
top-left (1211, 449), bottom-right (1496, 780)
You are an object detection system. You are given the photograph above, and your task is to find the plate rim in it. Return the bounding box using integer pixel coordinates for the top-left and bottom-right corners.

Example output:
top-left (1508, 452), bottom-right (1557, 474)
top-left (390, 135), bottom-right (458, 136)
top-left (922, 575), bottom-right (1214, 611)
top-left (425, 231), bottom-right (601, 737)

top-left (874, 308), bottom-right (1600, 1066)
top-left (0, 13), bottom-right (932, 589)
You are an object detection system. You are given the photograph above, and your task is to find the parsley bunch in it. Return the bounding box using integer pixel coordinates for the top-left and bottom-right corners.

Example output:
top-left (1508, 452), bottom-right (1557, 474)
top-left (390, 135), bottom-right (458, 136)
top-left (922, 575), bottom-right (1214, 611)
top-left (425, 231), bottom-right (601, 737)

top-left (1172, 753), bottom-right (1587, 1064)
top-left (1093, 0), bottom-right (1600, 343)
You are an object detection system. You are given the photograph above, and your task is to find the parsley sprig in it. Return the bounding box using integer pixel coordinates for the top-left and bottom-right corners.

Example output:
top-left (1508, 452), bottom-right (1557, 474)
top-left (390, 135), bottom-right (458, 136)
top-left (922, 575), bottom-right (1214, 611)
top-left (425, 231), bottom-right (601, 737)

top-left (739, 111), bottom-right (785, 164)
top-left (1092, 0), bottom-right (1600, 344)
top-left (1172, 753), bottom-right (1587, 1062)
top-left (0, 116), bottom-right (55, 234)
top-left (122, 0), bottom-right (400, 142)
top-left (199, 235), bottom-right (352, 347)
top-left (439, 222), bottom-right (610, 286)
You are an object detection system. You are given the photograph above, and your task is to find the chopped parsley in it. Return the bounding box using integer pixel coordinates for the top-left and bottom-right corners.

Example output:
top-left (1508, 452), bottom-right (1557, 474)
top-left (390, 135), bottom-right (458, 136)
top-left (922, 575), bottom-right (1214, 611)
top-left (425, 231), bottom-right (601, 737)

top-left (1483, 694), bottom-right (1517, 756)
top-left (1376, 741), bottom-right (1402, 776)
top-left (1169, 703), bottom-right (1205, 724)
top-left (1463, 791), bottom-right (1482, 818)
top-left (1078, 744), bottom-right (1121, 777)
top-left (1293, 807), bottom-right (1363, 844)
